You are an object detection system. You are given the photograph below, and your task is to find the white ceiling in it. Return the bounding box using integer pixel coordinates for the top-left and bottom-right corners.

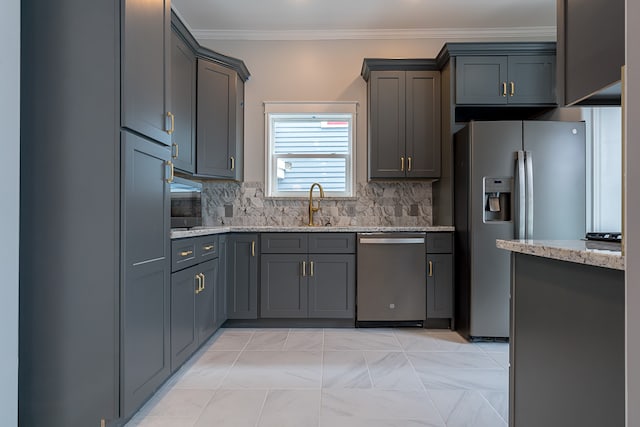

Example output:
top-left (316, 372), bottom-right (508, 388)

top-left (172, 0), bottom-right (557, 41)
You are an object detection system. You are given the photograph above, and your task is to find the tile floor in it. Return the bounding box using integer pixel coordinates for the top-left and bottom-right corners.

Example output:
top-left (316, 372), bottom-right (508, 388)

top-left (126, 328), bottom-right (509, 427)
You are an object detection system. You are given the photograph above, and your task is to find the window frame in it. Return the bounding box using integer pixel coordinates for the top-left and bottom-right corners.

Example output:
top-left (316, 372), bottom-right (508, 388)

top-left (264, 102), bottom-right (357, 198)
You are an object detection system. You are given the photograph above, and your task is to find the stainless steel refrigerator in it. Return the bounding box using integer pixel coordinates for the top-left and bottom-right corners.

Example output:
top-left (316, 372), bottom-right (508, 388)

top-left (454, 120), bottom-right (586, 339)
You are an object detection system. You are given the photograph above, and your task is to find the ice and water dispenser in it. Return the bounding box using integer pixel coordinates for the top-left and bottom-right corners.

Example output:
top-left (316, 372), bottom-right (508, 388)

top-left (483, 177), bottom-right (512, 222)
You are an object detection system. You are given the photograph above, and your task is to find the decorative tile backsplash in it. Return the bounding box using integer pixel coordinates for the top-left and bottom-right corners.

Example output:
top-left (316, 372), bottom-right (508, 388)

top-left (201, 181), bottom-right (433, 227)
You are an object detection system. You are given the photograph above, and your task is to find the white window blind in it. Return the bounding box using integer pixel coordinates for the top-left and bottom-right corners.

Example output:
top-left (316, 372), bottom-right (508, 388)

top-left (265, 102), bottom-right (356, 197)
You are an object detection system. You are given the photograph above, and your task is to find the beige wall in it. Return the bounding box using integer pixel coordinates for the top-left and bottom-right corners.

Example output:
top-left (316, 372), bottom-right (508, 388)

top-left (201, 36), bottom-right (552, 184)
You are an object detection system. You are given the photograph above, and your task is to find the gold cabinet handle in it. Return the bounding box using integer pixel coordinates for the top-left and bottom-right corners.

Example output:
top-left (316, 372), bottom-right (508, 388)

top-left (251, 240), bottom-right (256, 257)
top-left (400, 157), bottom-right (405, 172)
top-left (166, 111), bottom-right (175, 135)
top-left (180, 250), bottom-right (193, 257)
top-left (195, 274), bottom-right (202, 294)
top-left (199, 273), bottom-right (205, 291)
top-left (166, 160), bottom-right (174, 183)
top-left (310, 261), bottom-right (314, 277)
top-left (171, 142), bottom-right (179, 159)
top-left (230, 156), bottom-right (235, 171)
top-left (408, 157), bottom-right (412, 172)
top-left (428, 260), bottom-right (433, 277)
top-left (510, 81), bottom-right (515, 97)
top-left (502, 82), bottom-right (507, 97)
top-left (302, 261), bottom-right (307, 277)
top-left (203, 245), bottom-right (214, 251)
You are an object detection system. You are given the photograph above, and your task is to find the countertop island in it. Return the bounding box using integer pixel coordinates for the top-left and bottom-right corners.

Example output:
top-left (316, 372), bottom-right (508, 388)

top-left (497, 239), bottom-right (625, 427)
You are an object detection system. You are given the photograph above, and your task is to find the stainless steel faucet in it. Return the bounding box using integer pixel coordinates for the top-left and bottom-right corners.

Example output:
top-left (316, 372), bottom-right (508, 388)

top-left (308, 182), bottom-right (325, 226)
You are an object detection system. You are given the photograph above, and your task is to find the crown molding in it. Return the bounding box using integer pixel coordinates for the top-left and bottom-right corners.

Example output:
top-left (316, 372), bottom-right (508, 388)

top-left (190, 26), bottom-right (556, 41)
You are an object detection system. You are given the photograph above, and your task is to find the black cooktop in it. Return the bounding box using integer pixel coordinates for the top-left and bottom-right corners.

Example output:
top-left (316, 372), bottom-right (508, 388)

top-left (585, 232), bottom-right (622, 242)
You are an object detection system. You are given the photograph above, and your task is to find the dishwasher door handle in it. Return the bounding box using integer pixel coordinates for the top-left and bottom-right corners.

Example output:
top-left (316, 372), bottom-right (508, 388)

top-left (359, 238), bottom-right (425, 244)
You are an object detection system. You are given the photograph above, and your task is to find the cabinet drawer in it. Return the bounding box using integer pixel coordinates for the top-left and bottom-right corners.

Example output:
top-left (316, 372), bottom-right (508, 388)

top-left (308, 233), bottom-right (356, 254)
top-left (426, 232), bottom-right (453, 254)
top-left (196, 235), bottom-right (218, 260)
top-left (172, 238), bottom-right (198, 272)
top-left (261, 233), bottom-right (308, 254)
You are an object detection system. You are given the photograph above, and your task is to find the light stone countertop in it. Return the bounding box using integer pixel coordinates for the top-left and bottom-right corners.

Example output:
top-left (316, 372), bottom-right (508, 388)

top-left (171, 225), bottom-right (455, 239)
top-left (496, 239), bottom-right (625, 270)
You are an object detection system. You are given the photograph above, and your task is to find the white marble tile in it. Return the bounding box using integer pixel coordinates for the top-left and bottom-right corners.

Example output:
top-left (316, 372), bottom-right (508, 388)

top-left (244, 330), bottom-right (289, 351)
top-left (284, 331), bottom-right (324, 351)
top-left (480, 391), bottom-right (509, 423)
top-left (428, 390), bottom-right (507, 427)
top-left (172, 351), bottom-right (239, 390)
top-left (364, 351), bottom-right (423, 391)
top-left (322, 351), bottom-right (372, 389)
top-left (395, 330), bottom-right (443, 352)
top-left (319, 415), bottom-right (443, 427)
top-left (221, 350), bottom-right (323, 389)
top-left (324, 331), bottom-right (401, 351)
top-left (486, 352), bottom-right (509, 369)
top-left (207, 330), bottom-right (254, 351)
top-left (414, 368), bottom-right (508, 392)
top-left (426, 332), bottom-right (483, 352)
top-left (407, 352), bottom-right (502, 369)
top-left (147, 388), bottom-right (214, 418)
top-left (193, 389), bottom-right (267, 427)
top-left (129, 416), bottom-right (196, 427)
top-left (474, 341), bottom-right (509, 354)
top-left (321, 389), bottom-right (442, 424)
top-left (257, 390), bottom-right (321, 427)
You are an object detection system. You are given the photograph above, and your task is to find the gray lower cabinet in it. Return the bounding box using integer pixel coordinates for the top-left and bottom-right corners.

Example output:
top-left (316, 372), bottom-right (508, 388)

top-left (170, 265), bottom-right (199, 370)
top-left (196, 259), bottom-right (219, 343)
top-left (216, 235), bottom-right (228, 329)
top-left (455, 55), bottom-right (556, 105)
top-left (122, 0), bottom-right (171, 146)
top-left (367, 69), bottom-right (441, 179)
top-left (260, 233), bottom-right (356, 319)
top-left (197, 58), bottom-right (244, 179)
top-left (170, 28), bottom-right (196, 173)
top-left (227, 234), bottom-right (259, 319)
top-left (121, 131), bottom-right (171, 419)
top-left (426, 233), bottom-right (454, 320)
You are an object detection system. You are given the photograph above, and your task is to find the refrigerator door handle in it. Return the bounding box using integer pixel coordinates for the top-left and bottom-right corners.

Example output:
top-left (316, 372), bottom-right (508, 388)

top-left (516, 150), bottom-right (526, 239)
top-left (525, 151), bottom-right (534, 239)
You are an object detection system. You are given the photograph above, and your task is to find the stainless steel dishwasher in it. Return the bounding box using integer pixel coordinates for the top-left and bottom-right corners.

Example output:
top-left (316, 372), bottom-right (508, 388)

top-left (356, 233), bottom-right (426, 326)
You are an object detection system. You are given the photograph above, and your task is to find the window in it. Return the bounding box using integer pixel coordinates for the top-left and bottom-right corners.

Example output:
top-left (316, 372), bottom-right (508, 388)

top-left (265, 102), bottom-right (356, 197)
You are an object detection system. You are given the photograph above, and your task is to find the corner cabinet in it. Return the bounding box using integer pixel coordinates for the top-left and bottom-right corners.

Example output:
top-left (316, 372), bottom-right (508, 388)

top-left (456, 55), bottom-right (556, 105)
top-left (197, 58), bottom-right (245, 179)
top-left (363, 60), bottom-right (441, 179)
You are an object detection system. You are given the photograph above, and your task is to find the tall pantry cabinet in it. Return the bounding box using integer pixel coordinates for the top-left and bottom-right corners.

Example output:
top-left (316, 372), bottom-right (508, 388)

top-left (21, 0), bottom-right (172, 425)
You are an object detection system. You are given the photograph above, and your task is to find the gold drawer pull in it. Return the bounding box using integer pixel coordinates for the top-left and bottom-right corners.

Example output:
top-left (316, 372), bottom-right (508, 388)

top-left (510, 81), bottom-right (515, 97)
top-left (180, 250), bottom-right (193, 257)
top-left (502, 82), bottom-right (507, 97)
top-left (251, 240), bottom-right (256, 257)
top-left (428, 260), bottom-right (433, 277)
top-left (195, 274), bottom-right (202, 294)
top-left (203, 245), bottom-right (214, 251)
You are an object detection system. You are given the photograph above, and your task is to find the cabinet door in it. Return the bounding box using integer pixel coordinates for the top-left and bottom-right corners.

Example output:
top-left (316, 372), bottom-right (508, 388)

top-left (170, 265), bottom-right (199, 371)
top-left (197, 259), bottom-right (219, 343)
top-left (507, 55), bottom-right (556, 105)
top-left (226, 234), bottom-right (259, 319)
top-left (122, 0), bottom-right (171, 145)
top-left (308, 254), bottom-right (355, 319)
top-left (405, 71), bottom-right (441, 178)
top-left (170, 30), bottom-right (196, 172)
top-left (369, 70), bottom-right (406, 178)
top-left (426, 254), bottom-right (453, 319)
top-left (456, 56), bottom-right (508, 105)
top-left (216, 235), bottom-right (228, 329)
top-left (197, 59), bottom-right (240, 178)
top-left (260, 254), bottom-right (308, 318)
top-left (121, 131), bottom-right (171, 418)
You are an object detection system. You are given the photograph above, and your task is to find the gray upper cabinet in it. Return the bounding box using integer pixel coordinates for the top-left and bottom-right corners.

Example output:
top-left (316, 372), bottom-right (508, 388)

top-left (197, 58), bottom-right (244, 180)
top-left (122, 0), bottom-right (171, 146)
top-left (170, 29), bottom-right (196, 173)
top-left (456, 55), bottom-right (555, 105)
top-left (557, 0), bottom-right (624, 105)
top-left (227, 234), bottom-right (259, 319)
top-left (366, 66), bottom-right (441, 179)
top-left (121, 131), bottom-right (171, 419)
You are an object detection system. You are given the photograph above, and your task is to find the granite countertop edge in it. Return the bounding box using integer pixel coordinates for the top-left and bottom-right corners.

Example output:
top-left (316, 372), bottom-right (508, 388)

top-left (171, 225), bottom-right (455, 239)
top-left (496, 239), bottom-right (625, 271)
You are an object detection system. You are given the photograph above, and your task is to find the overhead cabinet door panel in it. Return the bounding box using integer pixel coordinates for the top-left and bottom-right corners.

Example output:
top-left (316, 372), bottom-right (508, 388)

top-left (406, 71), bottom-right (441, 178)
top-left (456, 56), bottom-right (508, 104)
top-left (171, 30), bottom-right (196, 173)
top-left (122, 0), bottom-right (171, 145)
top-left (508, 56), bottom-right (556, 104)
